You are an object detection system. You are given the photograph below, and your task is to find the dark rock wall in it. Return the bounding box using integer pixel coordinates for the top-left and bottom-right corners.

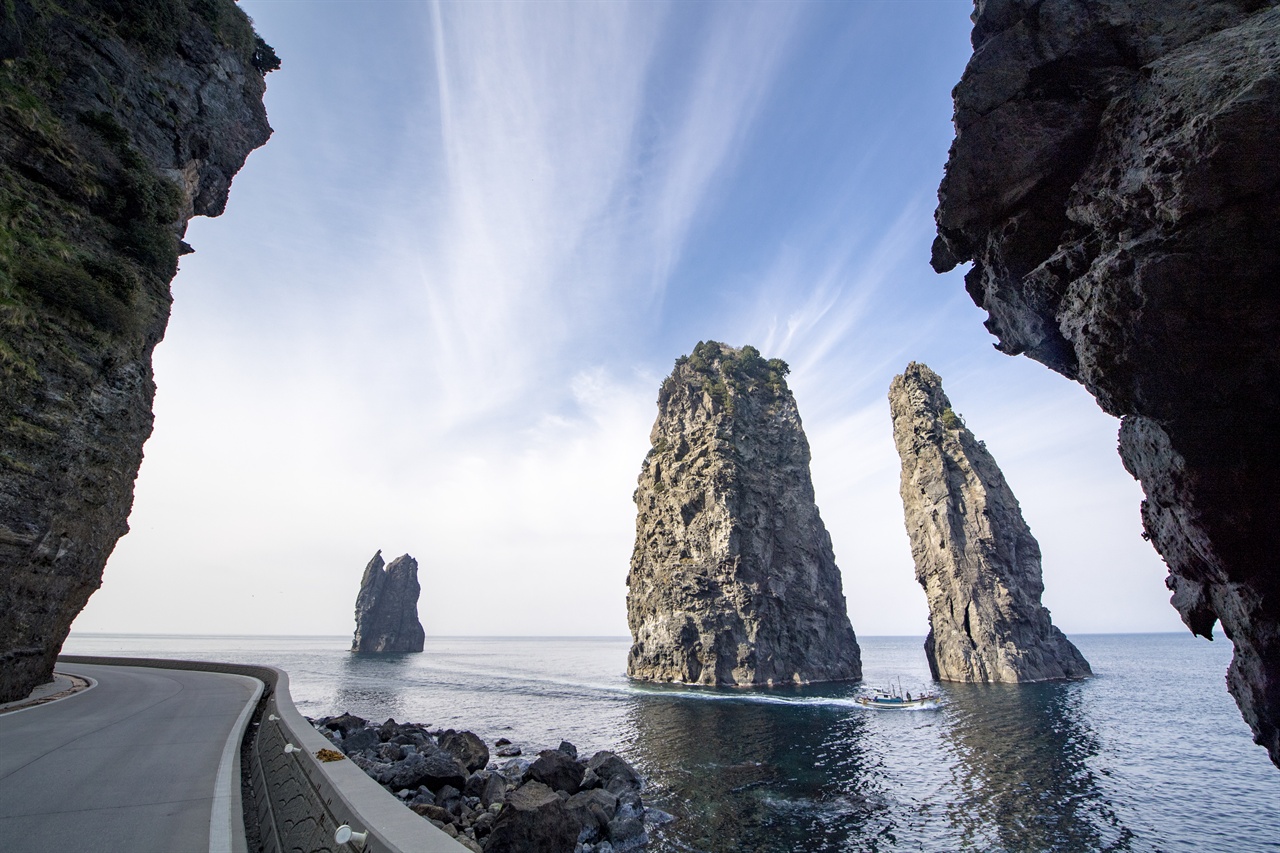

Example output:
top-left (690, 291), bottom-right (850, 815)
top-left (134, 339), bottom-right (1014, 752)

top-left (934, 0), bottom-right (1280, 764)
top-left (889, 362), bottom-right (1091, 682)
top-left (626, 341), bottom-right (861, 686)
top-left (352, 551), bottom-right (426, 653)
top-left (0, 0), bottom-right (274, 701)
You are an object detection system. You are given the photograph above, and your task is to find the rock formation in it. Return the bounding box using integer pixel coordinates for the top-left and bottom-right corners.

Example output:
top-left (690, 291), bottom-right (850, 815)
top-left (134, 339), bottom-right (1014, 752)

top-left (889, 362), bottom-right (1091, 682)
top-left (933, 0), bottom-right (1280, 763)
top-left (352, 551), bottom-right (426, 653)
top-left (0, 1), bottom-right (275, 702)
top-left (314, 715), bottom-right (654, 852)
top-left (626, 341), bottom-right (861, 686)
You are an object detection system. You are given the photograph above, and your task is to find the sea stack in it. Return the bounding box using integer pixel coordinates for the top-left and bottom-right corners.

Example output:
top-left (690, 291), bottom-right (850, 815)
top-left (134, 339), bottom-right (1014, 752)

top-left (931, 0), bottom-right (1280, 762)
top-left (352, 551), bottom-right (426, 653)
top-left (889, 363), bottom-right (1090, 683)
top-left (626, 341), bottom-right (861, 686)
top-left (0, 1), bottom-right (275, 702)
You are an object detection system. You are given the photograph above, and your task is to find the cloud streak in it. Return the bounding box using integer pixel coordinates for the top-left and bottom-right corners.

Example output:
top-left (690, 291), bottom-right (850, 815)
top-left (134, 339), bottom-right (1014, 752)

top-left (373, 1), bottom-right (808, 434)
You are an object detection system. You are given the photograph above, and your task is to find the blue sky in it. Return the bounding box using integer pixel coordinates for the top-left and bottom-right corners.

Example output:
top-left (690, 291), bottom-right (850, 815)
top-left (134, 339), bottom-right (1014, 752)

top-left (71, 0), bottom-right (1181, 639)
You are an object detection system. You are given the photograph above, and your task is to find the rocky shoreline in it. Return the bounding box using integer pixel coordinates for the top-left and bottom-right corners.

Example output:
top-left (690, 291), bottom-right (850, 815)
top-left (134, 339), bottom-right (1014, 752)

top-left (311, 713), bottom-right (668, 852)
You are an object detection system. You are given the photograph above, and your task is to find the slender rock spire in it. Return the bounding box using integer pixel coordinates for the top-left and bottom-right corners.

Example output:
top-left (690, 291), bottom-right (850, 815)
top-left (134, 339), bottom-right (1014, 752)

top-left (889, 362), bottom-right (1090, 682)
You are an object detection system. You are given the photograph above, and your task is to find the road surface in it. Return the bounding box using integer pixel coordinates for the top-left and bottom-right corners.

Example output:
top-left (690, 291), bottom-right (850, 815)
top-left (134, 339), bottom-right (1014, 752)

top-left (0, 663), bottom-right (261, 853)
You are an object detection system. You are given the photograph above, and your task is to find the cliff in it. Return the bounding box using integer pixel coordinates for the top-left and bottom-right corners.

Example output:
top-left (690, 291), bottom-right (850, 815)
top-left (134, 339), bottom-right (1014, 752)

top-left (626, 341), bottom-right (861, 686)
top-left (889, 362), bottom-right (1090, 682)
top-left (352, 551), bottom-right (426, 654)
top-left (0, 1), bottom-right (275, 701)
top-left (933, 0), bottom-right (1280, 762)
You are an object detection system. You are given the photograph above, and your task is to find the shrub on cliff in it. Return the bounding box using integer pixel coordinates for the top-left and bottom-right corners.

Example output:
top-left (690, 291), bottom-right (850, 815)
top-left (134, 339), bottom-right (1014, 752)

top-left (672, 340), bottom-right (792, 412)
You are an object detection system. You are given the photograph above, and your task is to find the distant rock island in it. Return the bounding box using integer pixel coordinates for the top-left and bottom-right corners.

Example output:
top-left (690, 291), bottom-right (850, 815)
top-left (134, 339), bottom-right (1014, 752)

top-left (889, 363), bottom-right (1090, 683)
top-left (0, 0), bottom-right (275, 703)
top-left (932, 0), bottom-right (1280, 763)
top-left (352, 551), bottom-right (426, 653)
top-left (626, 341), bottom-right (861, 686)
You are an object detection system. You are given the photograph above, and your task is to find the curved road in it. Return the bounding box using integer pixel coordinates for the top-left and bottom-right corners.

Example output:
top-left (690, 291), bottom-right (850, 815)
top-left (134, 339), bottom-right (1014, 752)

top-left (0, 663), bottom-right (261, 853)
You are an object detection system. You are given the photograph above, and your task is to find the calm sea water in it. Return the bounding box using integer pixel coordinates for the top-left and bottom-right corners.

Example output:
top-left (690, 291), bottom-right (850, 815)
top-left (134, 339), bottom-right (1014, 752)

top-left (62, 633), bottom-right (1280, 852)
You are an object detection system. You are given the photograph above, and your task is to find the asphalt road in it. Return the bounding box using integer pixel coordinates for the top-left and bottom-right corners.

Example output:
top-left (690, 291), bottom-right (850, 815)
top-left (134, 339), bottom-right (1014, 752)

top-left (0, 663), bottom-right (262, 853)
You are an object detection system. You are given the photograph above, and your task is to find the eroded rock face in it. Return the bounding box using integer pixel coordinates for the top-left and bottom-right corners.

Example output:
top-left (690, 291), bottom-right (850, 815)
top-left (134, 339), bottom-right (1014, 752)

top-left (352, 551), bottom-right (426, 653)
top-left (0, 1), bottom-right (275, 702)
top-left (933, 0), bottom-right (1280, 764)
top-left (626, 341), bottom-right (861, 686)
top-left (889, 363), bottom-right (1090, 682)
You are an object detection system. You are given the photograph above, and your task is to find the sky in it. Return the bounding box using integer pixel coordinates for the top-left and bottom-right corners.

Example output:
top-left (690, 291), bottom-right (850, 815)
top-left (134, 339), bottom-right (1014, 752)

top-left (71, 0), bottom-right (1184, 639)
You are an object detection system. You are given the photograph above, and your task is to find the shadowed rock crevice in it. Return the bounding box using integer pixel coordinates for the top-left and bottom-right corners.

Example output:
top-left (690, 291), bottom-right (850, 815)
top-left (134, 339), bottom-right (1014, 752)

top-left (890, 363), bottom-right (1090, 683)
top-left (352, 551), bottom-right (426, 653)
top-left (0, 0), bottom-right (274, 702)
top-left (934, 0), bottom-right (1280, 765)
top-left (626, 341), bottom-right (861, 686)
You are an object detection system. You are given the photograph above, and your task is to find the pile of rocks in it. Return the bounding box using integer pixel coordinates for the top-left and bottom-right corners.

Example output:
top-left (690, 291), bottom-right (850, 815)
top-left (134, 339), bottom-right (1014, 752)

top-left (311, 713), bottom-right (664, 852)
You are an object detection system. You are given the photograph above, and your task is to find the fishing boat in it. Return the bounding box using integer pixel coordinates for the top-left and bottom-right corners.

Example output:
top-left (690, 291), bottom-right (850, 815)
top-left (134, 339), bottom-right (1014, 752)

top-left (854, 682), bottom-right (942, 711)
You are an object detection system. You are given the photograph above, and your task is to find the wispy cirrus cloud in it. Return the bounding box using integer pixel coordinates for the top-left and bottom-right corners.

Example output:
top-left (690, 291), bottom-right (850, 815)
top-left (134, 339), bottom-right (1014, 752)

top-left (375, 1), bottom-right (806, 434)
top-left (636, 2), bottom-right (805, 303)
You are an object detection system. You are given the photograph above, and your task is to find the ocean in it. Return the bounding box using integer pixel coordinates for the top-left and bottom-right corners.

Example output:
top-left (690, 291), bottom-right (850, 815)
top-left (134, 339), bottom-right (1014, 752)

top-left (61, 632), bottom-right (1280, 852)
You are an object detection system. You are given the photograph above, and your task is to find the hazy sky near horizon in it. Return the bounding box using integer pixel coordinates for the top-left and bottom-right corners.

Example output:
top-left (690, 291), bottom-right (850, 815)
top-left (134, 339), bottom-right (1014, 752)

top-left (71, 0), bottom-right (1184, 640)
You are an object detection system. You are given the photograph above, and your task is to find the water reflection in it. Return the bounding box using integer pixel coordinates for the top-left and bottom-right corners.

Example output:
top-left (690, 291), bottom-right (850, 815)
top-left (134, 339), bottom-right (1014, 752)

top-left (328, 652), bottom-right (421, 721)
top-left (939, 681), bottom-right (1134, 852)
top-left (625, 686), bottom-right (888, 852)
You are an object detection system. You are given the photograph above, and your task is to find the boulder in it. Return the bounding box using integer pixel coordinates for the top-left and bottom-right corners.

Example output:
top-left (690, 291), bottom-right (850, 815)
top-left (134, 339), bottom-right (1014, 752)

top-left (351, 755), bottom-right (390, 779)
top-left (418, 750), bottom-right (470, 792)
top-left (319, 712), bottom-right (367, 736)
top-left (439, 729), bottom-right (489, 772)
top-left (384, 749), bottom-right (468, 793)
top-left (524, 749), bottom-right (585, 794)
top-left (435, 784), bottom-right (463, 815)
top-left (565, 788), bottom-right (618, 842)
top-left (606, 795), bottom-right (647, 851)
top-left (339, 727), bottom-right (379, 755)
top-left (586, 752), bottom-right (642, 796)
top-left (411, 803), bottom-right (453, 825)
top-left (472, 810), bottom-right (496, 837)
top-left (481, 771), bottom-right (511, 808)
top-left (463, 769), bottom-right (490, 799)
top-left (483, 781), bottom-right (580, 853)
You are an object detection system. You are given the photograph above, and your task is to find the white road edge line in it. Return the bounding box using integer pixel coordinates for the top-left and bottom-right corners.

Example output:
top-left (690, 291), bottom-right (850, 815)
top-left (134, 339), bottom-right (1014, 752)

top-left (0, 673), bottom-right (98, 716)
top-left (210, 674), bottom-right (264, 853)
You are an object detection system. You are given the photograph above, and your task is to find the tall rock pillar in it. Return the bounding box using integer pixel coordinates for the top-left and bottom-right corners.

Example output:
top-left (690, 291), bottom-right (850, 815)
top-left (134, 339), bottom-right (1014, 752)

top-left (626, 341), bottom-right (861, 686)
top-left (889, 362), bottom-right (1090, 683)
top-left (352, 551), bottom-right (426, 654)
